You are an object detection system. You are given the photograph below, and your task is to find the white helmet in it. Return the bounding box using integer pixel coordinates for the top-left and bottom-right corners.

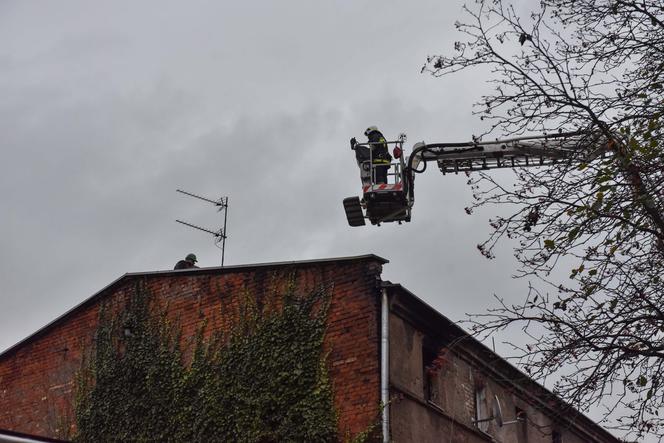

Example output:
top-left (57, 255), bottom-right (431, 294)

top-left (364, 125), bottom-right (379, 136)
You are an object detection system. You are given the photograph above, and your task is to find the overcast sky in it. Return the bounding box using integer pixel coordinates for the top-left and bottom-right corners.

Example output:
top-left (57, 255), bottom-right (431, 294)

top-left (0, 0), bottom-right (544, 369)
top-left (0, 0), bottom-right (537, 374)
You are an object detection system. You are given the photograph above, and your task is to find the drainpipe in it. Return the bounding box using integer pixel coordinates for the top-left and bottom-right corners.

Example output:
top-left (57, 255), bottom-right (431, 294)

top-left (381, 287), bottom-right (390, 442)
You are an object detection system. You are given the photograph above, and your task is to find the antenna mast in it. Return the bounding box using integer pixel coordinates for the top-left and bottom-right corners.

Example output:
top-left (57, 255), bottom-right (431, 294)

top-left (176, 189), bottom-right (229, 266)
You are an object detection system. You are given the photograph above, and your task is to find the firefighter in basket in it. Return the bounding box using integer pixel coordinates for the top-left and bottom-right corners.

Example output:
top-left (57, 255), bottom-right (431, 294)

top-left (350, 126), bottom-right (392, 187)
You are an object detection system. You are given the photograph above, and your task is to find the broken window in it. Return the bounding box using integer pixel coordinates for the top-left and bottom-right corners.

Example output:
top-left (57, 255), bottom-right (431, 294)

top-left (474, 382), bottom-right (488, 432)
top-left (422, 344), bottom-right (438, 403)
top-left (422, 337), bottom-right (451, 406)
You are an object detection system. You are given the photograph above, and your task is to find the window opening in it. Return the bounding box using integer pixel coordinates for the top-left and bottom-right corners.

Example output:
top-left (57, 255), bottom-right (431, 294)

top-left (474, 383), bottom-right (488, 432)
top-left (422, 344), bottom-right (437, 402)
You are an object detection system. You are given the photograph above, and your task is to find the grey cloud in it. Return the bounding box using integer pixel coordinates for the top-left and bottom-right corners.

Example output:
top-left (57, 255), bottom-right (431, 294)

top-left (0, 0), bottom-right (524, 369)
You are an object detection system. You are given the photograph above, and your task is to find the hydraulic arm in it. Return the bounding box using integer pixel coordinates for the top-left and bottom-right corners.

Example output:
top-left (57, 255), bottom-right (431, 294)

top-left (344, 130), bottom-right (610, 227)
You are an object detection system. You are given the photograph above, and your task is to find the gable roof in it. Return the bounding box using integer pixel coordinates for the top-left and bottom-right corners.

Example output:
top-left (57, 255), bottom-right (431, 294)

top-left (0, 254), bottom-right (387, 360)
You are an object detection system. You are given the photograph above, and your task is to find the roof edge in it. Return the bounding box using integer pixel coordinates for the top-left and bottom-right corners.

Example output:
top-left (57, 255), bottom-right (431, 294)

top-left (124, 254), bottom-right (388, 278)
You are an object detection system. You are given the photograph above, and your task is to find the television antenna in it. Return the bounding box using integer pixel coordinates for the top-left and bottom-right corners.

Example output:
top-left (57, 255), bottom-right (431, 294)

top-left (175, 189), bottom-right (229, 266)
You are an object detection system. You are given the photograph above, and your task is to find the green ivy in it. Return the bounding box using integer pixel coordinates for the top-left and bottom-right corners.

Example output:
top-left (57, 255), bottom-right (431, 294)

top-left (74, 279), bottom-right (337, 442)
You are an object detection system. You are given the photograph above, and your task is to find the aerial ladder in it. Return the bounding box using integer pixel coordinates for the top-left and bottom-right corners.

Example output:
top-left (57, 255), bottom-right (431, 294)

top-left (343, 130), bottom-right (610, 227)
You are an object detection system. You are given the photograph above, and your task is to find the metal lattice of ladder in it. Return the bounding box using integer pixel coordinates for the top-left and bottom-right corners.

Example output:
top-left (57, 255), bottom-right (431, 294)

top-left (413, 131), bottom-right (608, 175)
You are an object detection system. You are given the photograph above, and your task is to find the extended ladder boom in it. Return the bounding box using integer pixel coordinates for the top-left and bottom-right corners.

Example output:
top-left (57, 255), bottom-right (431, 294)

top-left (343, 129), bottom-right (613, 227)
top-left (410, 130), bottom-right (609, 175)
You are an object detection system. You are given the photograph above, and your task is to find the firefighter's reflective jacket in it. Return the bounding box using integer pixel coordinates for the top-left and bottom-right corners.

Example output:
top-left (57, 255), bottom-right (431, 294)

top-left (367, 130), bottom-right (392, 164)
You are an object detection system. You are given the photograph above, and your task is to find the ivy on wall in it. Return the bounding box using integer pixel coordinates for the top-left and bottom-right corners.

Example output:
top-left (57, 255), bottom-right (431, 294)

top-left (74, 279), bottom-right (337, 442)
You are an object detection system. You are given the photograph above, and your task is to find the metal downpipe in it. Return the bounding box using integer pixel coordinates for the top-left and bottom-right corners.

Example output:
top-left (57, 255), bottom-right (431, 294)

top-left (381, 288), bottom-right (390, 442)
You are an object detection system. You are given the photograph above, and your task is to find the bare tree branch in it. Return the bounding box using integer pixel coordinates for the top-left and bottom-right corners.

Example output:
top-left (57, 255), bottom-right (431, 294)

top-left (425, 0), bottom-right (664, 439)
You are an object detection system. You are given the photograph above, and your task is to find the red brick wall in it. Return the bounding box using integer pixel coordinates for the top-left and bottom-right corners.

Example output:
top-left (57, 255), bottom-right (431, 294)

top-left (0, 258), bottom-right (383, 439)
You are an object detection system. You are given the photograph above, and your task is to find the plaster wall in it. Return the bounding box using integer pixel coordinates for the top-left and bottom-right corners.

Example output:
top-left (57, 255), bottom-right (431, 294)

top-left (388, 313), bottom-right (611, 443)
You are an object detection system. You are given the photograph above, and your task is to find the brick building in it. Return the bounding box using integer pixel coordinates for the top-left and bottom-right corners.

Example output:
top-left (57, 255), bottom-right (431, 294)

top-left (0, 255), bottom-right (619, 442)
